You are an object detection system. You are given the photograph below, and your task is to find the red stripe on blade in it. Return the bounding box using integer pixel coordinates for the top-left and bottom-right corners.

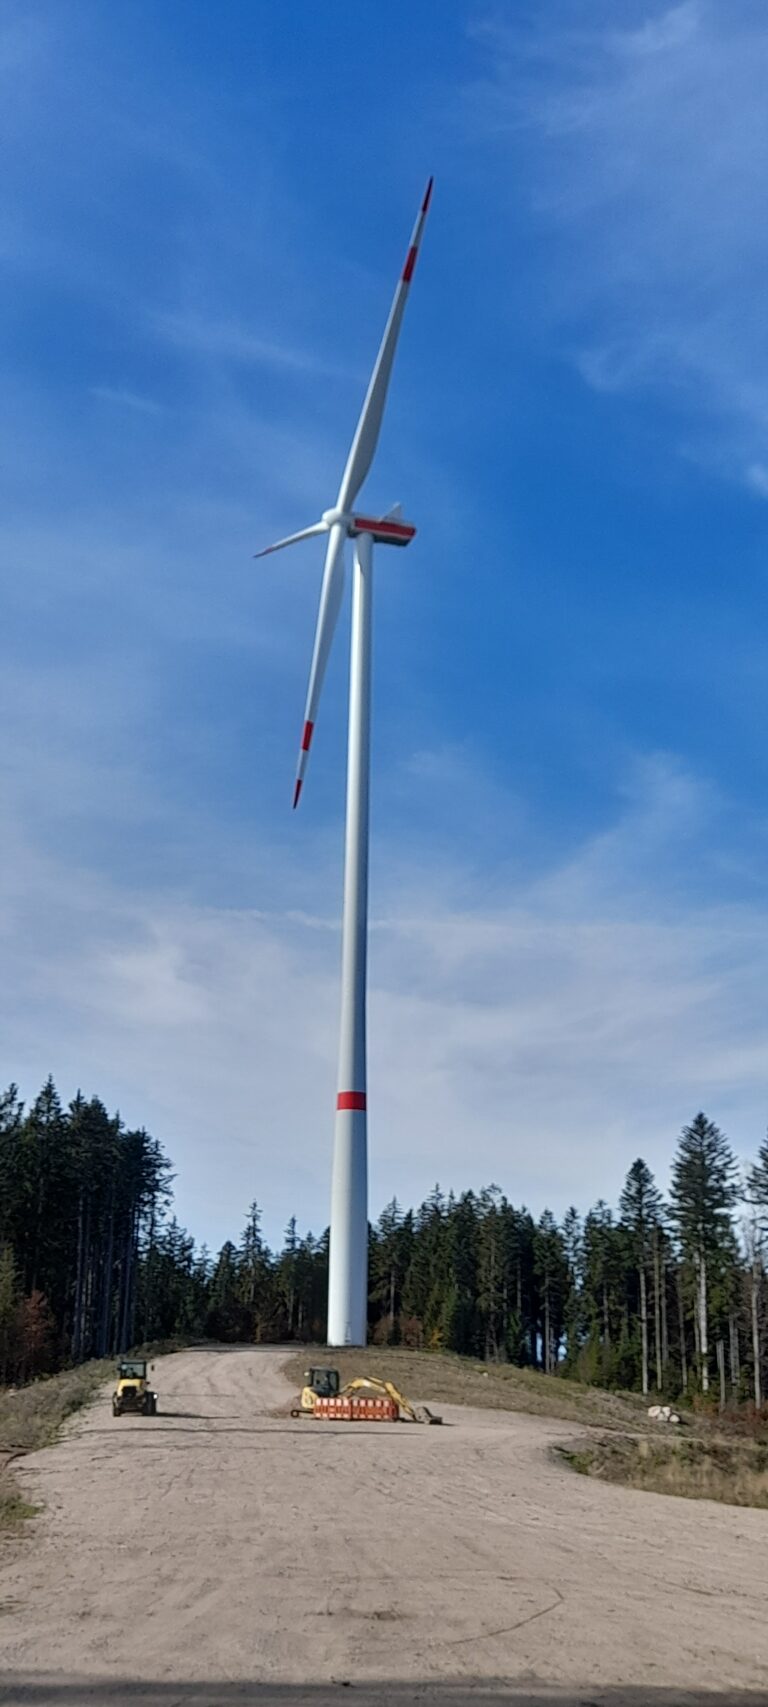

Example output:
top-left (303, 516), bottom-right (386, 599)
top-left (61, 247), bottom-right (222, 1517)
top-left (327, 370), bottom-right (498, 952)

top-left (293, 779), bottom-right (302, 810)
top-left (337, 1091), bottom-right (367, 1111)
top-left (301, 719), bottom-right (314, 752)
top-left (401, 245), bottom-right (418, 282)
top-left (422, 177), bottom-right (434, 214)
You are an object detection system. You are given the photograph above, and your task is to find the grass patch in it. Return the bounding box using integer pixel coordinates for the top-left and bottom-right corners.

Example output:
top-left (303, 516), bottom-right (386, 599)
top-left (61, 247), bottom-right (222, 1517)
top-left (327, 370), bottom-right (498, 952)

top-left (283, 1346), bottom-right (652, 1431)
top-left (0, 1465), bottom-right (39, 1527)
top-left (0, 1360), bottom-right (113, 1459)
top-left (557, 1433), bottom-right (768, 1509)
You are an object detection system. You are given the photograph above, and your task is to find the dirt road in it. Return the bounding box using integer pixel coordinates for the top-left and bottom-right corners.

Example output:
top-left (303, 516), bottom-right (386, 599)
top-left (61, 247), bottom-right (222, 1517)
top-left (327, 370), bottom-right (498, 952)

top-left (1, 1347), bottom-right (767, 1705)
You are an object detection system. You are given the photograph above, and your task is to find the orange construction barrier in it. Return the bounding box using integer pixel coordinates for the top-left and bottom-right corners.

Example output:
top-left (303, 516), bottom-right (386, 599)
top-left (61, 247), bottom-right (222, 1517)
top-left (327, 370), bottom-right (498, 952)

top-left (313, 1395), bottom-right (398, 1421)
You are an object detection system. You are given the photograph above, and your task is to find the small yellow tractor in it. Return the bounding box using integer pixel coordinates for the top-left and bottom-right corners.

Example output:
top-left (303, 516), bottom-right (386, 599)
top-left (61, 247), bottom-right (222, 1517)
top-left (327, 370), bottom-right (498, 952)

top-left (295, 1366), bottom-right (341, 1411)
top-left (112, 1358), bottom-right (158, 1418)
top-left (291, 1366), bottom-right (441, 1423)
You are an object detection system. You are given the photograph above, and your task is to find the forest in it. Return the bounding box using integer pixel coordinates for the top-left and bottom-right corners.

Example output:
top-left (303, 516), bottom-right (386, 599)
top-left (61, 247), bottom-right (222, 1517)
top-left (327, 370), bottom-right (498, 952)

top-left (1, 1075), bottom-right (767, 1409)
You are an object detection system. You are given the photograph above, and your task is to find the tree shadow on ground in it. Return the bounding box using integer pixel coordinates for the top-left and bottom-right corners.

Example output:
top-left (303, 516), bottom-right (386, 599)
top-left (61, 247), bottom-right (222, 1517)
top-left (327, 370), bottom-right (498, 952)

top-left (2, 1680), bottom-right (767, 1706)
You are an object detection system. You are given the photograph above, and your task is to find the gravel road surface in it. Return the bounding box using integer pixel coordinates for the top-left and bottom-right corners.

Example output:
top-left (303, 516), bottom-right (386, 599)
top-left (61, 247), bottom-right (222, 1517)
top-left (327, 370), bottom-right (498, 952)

top-left (1, 1346), bottom-right (767, 1705)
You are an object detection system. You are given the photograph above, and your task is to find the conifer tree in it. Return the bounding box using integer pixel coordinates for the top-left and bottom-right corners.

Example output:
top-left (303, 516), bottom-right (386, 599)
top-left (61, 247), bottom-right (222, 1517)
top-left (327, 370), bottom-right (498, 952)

top-left (0, 1244), bottom-right (20, 1383)
top-left (670, 1114), bottom-right (738, 1394)
top-left (747, 1131), bottom-right (768, 1232)
top-left (561, 1206), bottom-right (584, 1367)
top-left (619, 1159), bottom-right (664, 1396)
top-left (534, 1211), bottom-right (569, 1373)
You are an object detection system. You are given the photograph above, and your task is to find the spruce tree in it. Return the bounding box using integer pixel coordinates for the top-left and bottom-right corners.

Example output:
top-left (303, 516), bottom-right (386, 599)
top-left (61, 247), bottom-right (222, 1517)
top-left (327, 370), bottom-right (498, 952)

top-left (476, 1186), bottom-right (505, 1361)
top-left (619, 1159), bottom-right (664, 1397)
top-left (534, 1211), bottom-right (568, 1373)
top-left (582, 1202), bottom-right (623, 1383)
top-left (0, 1243), bottom-right (20, 1383)
top-left (369, 1199), bottom-right (405, 1342)
top-left (747, 1131), bottom-right (768, 1232)
top-left (670, 1113), bottom-right (738, 1394)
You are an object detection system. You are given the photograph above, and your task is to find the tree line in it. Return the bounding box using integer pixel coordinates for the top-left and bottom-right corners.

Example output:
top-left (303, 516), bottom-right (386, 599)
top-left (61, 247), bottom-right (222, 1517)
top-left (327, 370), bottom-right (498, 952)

top-left (1, 1076), bottom-right (767, 1408)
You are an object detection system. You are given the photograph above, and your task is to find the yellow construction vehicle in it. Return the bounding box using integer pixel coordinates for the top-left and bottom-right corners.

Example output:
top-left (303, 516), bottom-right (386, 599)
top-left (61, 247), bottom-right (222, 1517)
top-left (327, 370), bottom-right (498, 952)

top-left (112, 1358), bottom-right (158, 1418)
top-left (295, 1366), bottom-right (341, 1412)
top-left (291, 1367), bottom-right (441, 1423)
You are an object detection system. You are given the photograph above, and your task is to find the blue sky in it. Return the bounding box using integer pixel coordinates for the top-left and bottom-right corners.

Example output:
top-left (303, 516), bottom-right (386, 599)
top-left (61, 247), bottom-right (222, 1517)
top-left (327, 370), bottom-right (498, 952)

top-left (3, 0), bottom-right (768, 1252)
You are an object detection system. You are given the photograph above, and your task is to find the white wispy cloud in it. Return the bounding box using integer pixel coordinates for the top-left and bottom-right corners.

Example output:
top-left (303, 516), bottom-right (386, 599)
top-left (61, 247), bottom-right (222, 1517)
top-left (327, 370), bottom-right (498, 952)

top-left (150, 311), bottom-right (360, 384)
top-left (3, 724), bottom-right (767, 1250)
top-left (90, 386), bottom-right (166, 416)
top-left (471, 0), bottom-right (768, 489)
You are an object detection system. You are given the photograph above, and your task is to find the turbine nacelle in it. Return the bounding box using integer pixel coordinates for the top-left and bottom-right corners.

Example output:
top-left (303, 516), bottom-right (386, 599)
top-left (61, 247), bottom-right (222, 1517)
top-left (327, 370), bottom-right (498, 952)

top-left (321, 507), bottom-right (416, 546)
top-left (255, 510), bottom-right (416, 559)
top-left (349, 514), bottom-right (416, 547)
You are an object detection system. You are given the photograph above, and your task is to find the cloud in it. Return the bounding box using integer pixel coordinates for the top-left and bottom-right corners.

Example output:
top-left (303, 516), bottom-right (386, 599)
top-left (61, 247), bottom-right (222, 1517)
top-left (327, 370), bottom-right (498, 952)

top-left (90, 386), bottom-right (166, 416)
top-left (150, 312), bottom-right (360, 384)
top-left (2, 0), bottom-right (766, 1262)
top-left (745, 463), bottom-right (768, 500)
top-left (471, 1), bottom-right (768, 487)
top-left (3, 728), bottom-right (768, 1251)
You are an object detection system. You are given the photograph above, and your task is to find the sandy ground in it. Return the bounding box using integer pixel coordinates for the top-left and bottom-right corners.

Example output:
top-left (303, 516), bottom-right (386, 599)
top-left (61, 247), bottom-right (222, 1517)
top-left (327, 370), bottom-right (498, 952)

top-left (1, 1346), bottom-right (767, 1706)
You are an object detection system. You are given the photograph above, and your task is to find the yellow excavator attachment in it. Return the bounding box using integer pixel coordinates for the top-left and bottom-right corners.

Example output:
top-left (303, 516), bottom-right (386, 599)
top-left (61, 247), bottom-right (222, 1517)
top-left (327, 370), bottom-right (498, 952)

top-left (341, 1375), bottom-right (442, 1424)
top-left (290, 1367), bottom-right (441, 1423)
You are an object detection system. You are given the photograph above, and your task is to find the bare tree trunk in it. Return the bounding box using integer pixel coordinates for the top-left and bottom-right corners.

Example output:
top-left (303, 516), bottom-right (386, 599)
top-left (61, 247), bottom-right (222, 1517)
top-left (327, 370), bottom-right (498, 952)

top-left (118, 1214), bottom-right (134, 1353)
top-left (751, 1258), bottom-right (762, 1410)
top-left (653, 1228), bottom-right (663, 1391)
top-left (698, 1249), bottom-right (709, 1394)
top-left (639, 1263), bottom-right (649, 1397)
top-left (729, 1312), bottom-right (740, 1392)
top-left (73, 1197), bottom-right (92, 1364)
top-left (677, 1267), bottom-right (688, 1392)
top-left (72, 1191), bottom-right (85, 1364)
top-left (716, 1338), bottom-right (726, 1411)
top-left (142, 1209), bottom-right (156, 1345)
top-left (661, 1249), bottom-right (669, 1376)
top-left (98, 1186), bottom-right (115, 1358)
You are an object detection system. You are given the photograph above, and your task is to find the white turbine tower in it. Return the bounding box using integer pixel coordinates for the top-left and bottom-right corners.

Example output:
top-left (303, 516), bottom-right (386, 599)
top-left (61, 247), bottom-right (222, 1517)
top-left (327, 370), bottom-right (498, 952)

top-left (256, 178), bottom-right (433, 1345)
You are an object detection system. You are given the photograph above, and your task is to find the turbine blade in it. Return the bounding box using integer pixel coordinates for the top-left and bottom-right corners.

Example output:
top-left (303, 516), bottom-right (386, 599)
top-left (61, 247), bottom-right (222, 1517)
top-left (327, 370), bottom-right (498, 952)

top-left (254, 521), bottom-right (327, 559)
top-left (293, 522), bottom-right (346, 807)
top-left (336, 176), bottom-right (433, 513)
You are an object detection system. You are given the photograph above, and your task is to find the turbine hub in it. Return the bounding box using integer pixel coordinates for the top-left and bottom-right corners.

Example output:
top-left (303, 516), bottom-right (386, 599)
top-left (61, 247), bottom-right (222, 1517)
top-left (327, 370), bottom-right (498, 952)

top-left (321, 507), bottom-right (353, 531)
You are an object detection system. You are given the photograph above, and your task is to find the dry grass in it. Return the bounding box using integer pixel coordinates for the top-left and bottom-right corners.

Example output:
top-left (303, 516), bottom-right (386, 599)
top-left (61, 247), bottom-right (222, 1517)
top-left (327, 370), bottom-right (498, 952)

top-left (0, 1462), bottom-right (39, 1527)
top-left (558, 1433), bottom-right (768, 1509)
top-left (0, 1361), bottom-right (114, 1531)
top-left (0, 1360), bottom-right (113, 1459)
top-left (283, 1346), bottom-right (652, 1430)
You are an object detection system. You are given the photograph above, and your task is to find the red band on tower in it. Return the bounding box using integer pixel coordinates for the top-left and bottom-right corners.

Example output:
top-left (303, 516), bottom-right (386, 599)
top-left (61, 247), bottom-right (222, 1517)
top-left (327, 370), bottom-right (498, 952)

top-left (337, 1092), bottom-right (367, 1112)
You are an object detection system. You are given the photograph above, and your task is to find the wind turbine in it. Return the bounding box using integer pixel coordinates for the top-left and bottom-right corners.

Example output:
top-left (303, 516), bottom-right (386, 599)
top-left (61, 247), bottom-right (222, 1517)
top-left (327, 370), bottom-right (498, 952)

top-left (256, 178), bottom-right (433, 1345)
